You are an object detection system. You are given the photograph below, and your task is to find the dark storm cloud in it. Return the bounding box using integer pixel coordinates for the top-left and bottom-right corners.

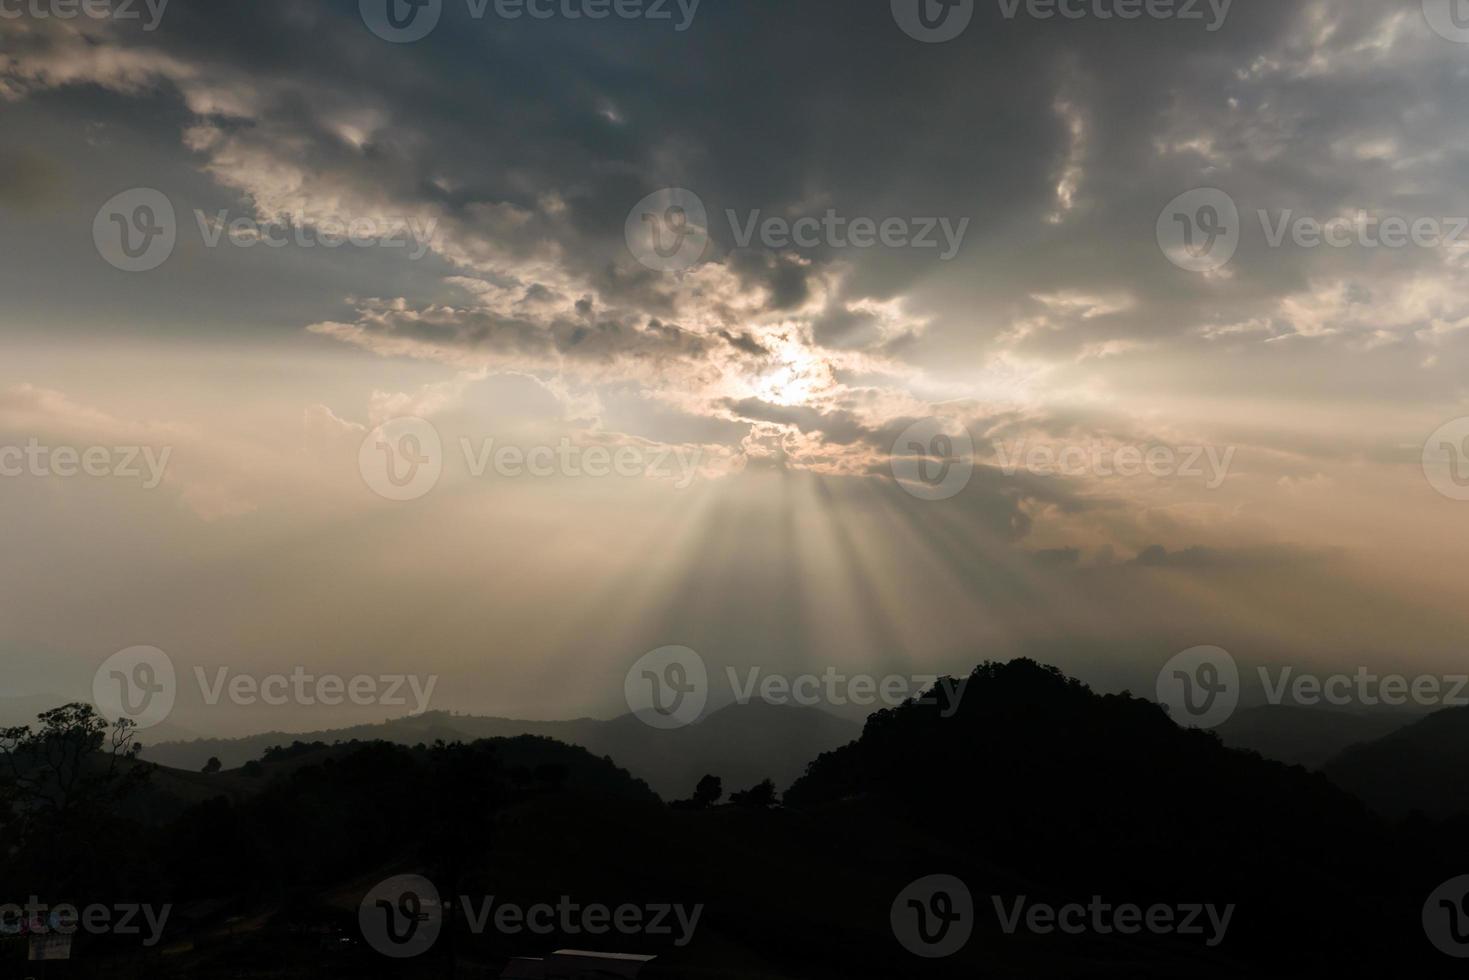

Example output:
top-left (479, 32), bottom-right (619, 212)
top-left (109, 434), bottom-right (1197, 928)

top-left (10, 0), bottom-right (1465, 381)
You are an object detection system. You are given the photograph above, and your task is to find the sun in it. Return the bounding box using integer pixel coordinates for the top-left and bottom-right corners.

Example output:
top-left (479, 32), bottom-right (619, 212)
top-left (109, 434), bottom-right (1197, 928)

top-left (752, 337), bottom-right (831, 407)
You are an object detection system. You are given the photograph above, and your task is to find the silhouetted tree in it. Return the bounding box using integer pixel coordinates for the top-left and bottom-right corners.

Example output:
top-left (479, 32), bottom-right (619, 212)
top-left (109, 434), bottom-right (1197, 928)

top-left (693, 774), bottom-right (723, 808)
top-left (0, 703), bottom-right (153, 896)
top-left (202, 756), bottom-right (222, 774)
top-left (0, 704), bottom-right (149, 822)
top-left (729, 778), bottom-right (777, 807)
top-left (670, 773), bottom-right (724, 810)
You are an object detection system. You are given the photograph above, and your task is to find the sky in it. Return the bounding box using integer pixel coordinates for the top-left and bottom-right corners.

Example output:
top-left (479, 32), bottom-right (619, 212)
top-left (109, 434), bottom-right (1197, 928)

top-left (1, 0), bottom-right (1467, 735)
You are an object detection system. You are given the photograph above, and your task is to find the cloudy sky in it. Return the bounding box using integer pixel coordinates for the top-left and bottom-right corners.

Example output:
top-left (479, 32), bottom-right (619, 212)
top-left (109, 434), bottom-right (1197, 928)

top-left (2, 0), bottom-right (1467, 734)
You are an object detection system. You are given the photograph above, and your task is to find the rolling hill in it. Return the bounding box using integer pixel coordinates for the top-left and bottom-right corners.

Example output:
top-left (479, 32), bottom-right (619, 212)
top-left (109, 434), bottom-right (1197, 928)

top-left (138, 701), bottom-right (860, 800)
top-left (1323, 705), bottom-right (1469, 819)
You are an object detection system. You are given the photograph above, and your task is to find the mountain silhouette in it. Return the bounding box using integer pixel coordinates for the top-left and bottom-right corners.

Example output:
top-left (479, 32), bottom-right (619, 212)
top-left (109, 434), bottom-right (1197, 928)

top-left (787, 659), bottom-right (1468, 974)
top-left (139, 701), bottom-right (859, 800)
top-left (1323, 705), bottom-right (1469, 819)
top-left (10, 661), bottom-right (1469, 977)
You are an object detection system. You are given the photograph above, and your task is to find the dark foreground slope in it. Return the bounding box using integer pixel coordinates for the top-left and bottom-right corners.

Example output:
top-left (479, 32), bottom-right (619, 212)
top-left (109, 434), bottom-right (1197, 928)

top-left (787, 660), bottom-right (1469, 976)
top-left (7, 662), bottom-right (1469, 978)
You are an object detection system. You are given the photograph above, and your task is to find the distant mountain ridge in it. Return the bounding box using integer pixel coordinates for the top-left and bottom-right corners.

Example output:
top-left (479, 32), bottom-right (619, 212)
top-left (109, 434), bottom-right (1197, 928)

top-left (139, 701), bottom-right (860, 799)
top-left (1322, 704), bottom-right (1469, 819)
top-left (1213, 704), bottom-right (1413, 769)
